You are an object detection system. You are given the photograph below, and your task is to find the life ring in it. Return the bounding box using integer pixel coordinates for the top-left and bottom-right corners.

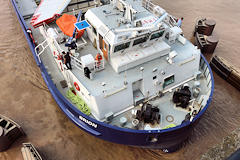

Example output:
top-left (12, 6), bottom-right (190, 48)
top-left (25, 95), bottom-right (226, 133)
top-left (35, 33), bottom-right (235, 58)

top-left (95, 53), bottom-right (103, 61)
top-left (74, 82), bottom-right (80, 91)
top-left (95, 53), bottom-right (102, 68)
top-left (59, 62), bottom-right (63, 71)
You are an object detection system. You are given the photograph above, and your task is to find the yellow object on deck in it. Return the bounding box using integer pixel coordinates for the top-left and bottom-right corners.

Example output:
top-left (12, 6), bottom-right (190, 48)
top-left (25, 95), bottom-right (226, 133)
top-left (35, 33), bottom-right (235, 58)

top-left (163, 124), bottom-right (176, 130)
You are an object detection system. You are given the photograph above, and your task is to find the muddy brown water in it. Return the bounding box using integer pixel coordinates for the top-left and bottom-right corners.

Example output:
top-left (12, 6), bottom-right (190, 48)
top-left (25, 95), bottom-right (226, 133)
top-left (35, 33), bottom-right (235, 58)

top-left (0, 0), bottom-right (240, 159)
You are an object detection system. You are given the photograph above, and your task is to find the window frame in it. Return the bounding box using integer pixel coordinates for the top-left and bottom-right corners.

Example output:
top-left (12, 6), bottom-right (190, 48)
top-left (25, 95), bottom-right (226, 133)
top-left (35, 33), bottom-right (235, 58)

top-left (114, 41), bottom-right (131, 53)
top-left (163, 75), bottom-right (175, 88)
top-left (133, 36), bottom-right (148, 46)
top-left (150, 30), bottom-right (165, 40)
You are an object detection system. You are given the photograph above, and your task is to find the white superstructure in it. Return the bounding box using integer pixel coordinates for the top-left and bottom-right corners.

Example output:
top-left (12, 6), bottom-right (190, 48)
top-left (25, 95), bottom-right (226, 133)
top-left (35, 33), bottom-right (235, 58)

top-left (34, 0), bottom-right (210, 128)
top-left (77, 0), bottom-right (201, 120)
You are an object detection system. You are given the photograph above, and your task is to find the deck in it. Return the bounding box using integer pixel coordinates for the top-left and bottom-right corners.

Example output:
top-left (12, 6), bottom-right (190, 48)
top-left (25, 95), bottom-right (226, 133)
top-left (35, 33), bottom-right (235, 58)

top-left (47, 22), bottom-right (200, 97)
top-left (109, 72), bottom-right (210, 129)
top-left (27, 17), bottom-right (211, 129)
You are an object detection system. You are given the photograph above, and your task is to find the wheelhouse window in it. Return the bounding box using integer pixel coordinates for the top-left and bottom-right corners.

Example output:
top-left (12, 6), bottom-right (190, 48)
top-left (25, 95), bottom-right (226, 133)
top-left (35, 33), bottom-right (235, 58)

top-left (163, 75), bottom-right (175, 88)
top-left (150, 31), bottom-right (165, 40)
top-left (114, 42), bottom-right (131, 53)
top-left (92, 26), bottom-right (97, 35)
top-left (133, 36), bottom-right (148, 46)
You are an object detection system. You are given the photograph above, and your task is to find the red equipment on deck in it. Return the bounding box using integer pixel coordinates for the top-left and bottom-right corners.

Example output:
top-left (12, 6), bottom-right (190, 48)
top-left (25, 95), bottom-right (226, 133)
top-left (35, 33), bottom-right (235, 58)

top-left (56, 14), bottom-right (84, 39)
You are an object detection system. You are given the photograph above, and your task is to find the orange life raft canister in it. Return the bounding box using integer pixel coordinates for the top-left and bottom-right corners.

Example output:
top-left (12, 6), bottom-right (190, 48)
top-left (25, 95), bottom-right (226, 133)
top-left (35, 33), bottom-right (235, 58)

top-left (56, 14), bottom-right (84, 39)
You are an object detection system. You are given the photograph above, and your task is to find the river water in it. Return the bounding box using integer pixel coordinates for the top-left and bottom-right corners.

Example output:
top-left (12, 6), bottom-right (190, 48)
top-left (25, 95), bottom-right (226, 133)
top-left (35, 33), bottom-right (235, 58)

top-left (0, 0), bottom-right (240, 159)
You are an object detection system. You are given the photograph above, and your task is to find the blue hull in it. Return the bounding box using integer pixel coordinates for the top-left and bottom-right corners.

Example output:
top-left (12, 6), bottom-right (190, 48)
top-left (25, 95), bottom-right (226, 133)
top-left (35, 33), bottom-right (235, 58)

top-left (11, 0), bottom-right (214, 152)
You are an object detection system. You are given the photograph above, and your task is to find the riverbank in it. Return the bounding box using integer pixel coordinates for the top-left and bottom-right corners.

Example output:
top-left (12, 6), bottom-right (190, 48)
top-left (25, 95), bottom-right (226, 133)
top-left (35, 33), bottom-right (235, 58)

top-left (201, 128), bottom-right (240, 160)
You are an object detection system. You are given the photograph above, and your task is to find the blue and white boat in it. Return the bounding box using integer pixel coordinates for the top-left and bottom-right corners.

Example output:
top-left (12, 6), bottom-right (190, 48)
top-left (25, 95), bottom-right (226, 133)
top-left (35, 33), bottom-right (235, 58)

top-left (12, 0), bottom-right (214, 152)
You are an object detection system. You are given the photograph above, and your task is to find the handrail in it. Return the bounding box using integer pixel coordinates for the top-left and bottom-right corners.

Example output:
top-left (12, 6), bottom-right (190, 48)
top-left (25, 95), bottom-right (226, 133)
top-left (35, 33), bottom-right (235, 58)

top-left (70, 54), bottom-right (105, 72)
top-left (34, 39), bottom-right (49, 63)
top-left (114, 13), bottom-right (168, 33)
top-left (142, 0), bottom-right (155, 12)
top-left (52, 37), bottom-right (64, 53)
top-left (78, 36), bottom-right (87, 48)
top-left (70, 55), bottom-right (84, 71)
top-left (35, 22), bottom-right (103, 75)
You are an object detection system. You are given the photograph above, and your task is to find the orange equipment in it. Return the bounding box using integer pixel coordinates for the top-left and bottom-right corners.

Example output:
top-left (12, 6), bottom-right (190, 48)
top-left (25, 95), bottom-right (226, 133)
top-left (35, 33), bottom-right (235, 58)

top-left (95, 53), bottom-right (103, 61)
top-left (56, 14), bottom-right (84, 39)
top-left (57, 54), bottom-right (63, 60)
top-left (95, 53), bottom-right (103, 68)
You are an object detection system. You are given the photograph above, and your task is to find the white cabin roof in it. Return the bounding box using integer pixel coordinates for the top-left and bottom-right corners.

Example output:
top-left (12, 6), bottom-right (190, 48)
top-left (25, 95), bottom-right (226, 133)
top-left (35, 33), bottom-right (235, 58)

top-left (85, 0), bottom-right (160, 45)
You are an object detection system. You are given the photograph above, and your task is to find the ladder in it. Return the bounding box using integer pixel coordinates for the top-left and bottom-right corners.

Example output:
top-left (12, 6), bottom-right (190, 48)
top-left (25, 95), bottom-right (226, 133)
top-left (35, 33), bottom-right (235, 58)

top-left (21, 143), bottom-right (42, 160)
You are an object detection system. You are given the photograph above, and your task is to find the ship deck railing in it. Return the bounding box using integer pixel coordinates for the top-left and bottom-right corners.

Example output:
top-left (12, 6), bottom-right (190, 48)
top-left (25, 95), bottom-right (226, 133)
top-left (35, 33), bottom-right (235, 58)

top-left (142, 0), bottom-right (177, 27)
top-left (142, 0), bottom-right (156, 13)
top-left (35, 38), bottom-right (49, 63)
top-left (35, 22), bottom-right (105, 74)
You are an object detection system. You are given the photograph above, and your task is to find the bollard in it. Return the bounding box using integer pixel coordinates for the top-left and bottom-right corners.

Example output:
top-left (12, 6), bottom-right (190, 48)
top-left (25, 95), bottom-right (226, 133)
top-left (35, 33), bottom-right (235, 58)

top-left (204, 19), bottom-right (216, 36)
top-left (206, 35), bottom-right (219, 54)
